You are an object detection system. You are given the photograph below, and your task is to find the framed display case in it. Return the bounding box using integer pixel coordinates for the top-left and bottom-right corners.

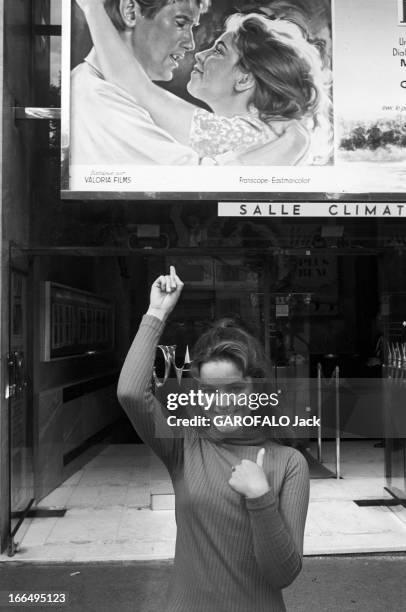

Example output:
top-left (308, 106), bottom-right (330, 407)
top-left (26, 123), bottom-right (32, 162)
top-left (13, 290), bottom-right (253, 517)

top-left (40, 282), bottom-right (114, 361)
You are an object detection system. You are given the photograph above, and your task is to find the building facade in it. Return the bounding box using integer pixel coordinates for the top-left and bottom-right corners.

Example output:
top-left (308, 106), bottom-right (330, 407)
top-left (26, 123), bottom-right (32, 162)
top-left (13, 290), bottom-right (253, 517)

top-left (1, 0), bottom-right (406, 554)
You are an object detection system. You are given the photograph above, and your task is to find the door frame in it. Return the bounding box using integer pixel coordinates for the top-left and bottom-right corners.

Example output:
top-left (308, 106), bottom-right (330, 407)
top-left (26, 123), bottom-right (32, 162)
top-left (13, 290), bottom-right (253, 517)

top-left (7, 262), bottom-right (35, 555)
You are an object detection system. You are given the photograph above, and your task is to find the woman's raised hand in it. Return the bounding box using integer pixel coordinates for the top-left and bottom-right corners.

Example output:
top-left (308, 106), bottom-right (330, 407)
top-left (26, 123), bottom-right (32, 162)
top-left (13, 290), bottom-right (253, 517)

top-left (147, 266), bottom-right (184, 321)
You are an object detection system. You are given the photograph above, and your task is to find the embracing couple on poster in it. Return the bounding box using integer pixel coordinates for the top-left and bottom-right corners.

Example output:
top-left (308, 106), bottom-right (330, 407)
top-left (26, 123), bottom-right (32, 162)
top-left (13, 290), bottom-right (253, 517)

top-left (72, 0), bottom-right (332, 166)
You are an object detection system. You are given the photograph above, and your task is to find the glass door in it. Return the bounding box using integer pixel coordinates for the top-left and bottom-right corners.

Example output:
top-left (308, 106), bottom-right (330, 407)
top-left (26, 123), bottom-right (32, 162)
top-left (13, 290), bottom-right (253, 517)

top-left (8, 267), bottom-right (34, 554)
top-left (381, 289), bottom-right (406, 498)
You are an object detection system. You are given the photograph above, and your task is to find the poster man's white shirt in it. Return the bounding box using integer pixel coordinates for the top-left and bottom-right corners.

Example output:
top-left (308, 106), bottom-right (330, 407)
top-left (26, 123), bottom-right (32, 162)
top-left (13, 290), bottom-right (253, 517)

top-left (70, 56), bottom-right (199, 165)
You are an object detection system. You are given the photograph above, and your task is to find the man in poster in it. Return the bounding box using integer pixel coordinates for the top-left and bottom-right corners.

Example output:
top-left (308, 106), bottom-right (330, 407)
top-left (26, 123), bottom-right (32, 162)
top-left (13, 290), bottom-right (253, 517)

top-left (71, 0), bottom-right (331, 166)
top-left (71, 0), bottom-right (202, 165)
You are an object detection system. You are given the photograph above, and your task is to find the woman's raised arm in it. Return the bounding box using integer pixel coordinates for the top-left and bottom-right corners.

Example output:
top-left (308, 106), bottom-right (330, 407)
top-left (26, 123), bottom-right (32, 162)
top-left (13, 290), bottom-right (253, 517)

top-left (76, 0), bottom-right (196, 145)
top-left (117, 267), bottom-right (185, 472)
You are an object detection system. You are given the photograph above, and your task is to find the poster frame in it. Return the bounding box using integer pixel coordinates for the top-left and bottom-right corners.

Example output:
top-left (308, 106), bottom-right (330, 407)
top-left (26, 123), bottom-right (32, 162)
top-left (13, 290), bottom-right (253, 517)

top-left (61, 0), bottom-right (406, 201)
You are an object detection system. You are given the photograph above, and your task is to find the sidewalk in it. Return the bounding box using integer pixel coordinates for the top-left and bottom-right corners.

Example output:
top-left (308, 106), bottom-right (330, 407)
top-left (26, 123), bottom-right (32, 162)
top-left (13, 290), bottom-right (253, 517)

top-left (2, 440), bottom-right (406, 562)
top-left (0, 555), bottom-right (405, 611)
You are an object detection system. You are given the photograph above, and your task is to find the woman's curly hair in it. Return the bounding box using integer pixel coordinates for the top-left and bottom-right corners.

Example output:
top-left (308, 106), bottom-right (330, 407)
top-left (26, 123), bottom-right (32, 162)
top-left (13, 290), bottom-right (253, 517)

top-left (226, 13), bottom-right (333, 164)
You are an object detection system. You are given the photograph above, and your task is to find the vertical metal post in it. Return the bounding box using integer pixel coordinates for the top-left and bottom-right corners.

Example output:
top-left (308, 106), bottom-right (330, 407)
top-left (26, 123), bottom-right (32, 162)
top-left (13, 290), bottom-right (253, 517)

top-left (317, 362), bottom-right (322, 462)
top-left (263, 256), bottom-right (271, 361)
top-left (335, 365), bottom-right (341, 479)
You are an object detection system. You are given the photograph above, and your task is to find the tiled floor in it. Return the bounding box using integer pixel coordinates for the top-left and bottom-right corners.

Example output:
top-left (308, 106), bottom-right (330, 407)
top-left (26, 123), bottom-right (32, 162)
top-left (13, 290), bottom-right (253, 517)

top-left (2, 440), bottom-right (406, 562)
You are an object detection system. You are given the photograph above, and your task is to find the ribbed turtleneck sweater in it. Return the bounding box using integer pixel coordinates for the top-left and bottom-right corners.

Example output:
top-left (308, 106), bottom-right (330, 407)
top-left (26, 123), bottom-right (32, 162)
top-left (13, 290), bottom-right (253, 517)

top-left (117, 315), bottom-right (309, 612)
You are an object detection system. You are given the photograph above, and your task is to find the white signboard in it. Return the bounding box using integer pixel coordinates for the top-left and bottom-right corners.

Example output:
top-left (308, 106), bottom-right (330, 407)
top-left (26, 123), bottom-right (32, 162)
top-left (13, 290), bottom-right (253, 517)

top-left (218, 202), bottom-right (406, 217)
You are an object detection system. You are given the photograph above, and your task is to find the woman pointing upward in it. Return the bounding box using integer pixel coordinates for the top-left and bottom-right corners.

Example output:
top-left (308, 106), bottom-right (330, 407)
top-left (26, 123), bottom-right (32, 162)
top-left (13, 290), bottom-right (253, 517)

top-left (117, 266), bottom-right (309, 611)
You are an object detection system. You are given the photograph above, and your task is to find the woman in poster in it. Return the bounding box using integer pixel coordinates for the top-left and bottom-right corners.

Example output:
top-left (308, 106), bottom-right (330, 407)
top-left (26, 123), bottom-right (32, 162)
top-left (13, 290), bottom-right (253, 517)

top-left (117, 267), bottom-right (309, 611)
top-left (76, 0), bottom-right (332, 165)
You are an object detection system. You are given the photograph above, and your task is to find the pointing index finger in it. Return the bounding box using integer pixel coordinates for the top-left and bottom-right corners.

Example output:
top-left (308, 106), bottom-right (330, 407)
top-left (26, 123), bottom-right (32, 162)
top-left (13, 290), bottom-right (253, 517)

top-left (170, 265), bottom-right (184, 288)
top-left (256, 447), bottom-right (265, 468)
top-left (169, 265), bottom-right (177, 288)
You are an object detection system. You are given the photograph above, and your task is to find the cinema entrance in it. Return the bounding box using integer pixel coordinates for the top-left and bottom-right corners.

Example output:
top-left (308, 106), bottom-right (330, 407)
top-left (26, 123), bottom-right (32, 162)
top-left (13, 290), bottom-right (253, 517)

top-left (4, 216), bottom-right (406, 555)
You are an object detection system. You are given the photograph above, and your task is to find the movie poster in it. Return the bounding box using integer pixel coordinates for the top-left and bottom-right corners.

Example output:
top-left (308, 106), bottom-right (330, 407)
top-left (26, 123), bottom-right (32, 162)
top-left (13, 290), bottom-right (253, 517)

top-left (61, 0), bottom-right (406, 197)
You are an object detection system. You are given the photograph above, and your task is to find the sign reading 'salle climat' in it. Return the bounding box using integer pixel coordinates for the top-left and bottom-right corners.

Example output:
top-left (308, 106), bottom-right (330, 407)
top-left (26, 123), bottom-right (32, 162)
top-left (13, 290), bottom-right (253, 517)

top-left (61, 0), bottom-right (406, 197)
